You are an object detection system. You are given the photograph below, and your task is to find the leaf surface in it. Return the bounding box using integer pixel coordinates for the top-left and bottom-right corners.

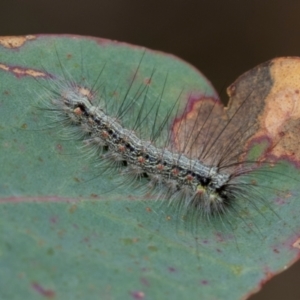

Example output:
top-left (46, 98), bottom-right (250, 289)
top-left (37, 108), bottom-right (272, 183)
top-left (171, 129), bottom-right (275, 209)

top-left (0, 35), bottom-right (299, 300)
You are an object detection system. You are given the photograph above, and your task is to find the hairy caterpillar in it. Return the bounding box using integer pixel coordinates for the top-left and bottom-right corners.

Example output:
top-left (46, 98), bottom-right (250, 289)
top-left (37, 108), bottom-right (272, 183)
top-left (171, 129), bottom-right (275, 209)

top-left (30, 37), bottom-right (298, 230)
top-left (1, 35), bottom-right (299, 233)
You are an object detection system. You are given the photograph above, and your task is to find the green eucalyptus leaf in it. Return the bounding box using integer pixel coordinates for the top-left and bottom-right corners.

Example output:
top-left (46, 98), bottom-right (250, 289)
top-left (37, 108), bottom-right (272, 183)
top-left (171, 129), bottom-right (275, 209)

top-left (0, 35), bottom-right (299, 300)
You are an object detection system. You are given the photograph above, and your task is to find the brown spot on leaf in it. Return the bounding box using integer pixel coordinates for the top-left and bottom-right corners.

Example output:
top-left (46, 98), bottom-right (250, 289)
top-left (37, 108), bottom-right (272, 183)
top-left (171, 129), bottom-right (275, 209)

top-left (173, 57), bottom-right (300, 166)
top-left (69, 204), bottom-right (77, 213)
top-left (56, 144), bottom-right (63, 152)
top-left (31, 282), bottom-right (55, 298)
top-left (140, 277), bottom-right (150, 287)
top-left (90, 193), bottom-right (99, 198)
top-left (130, 291), bottom-right (145, 300)
top-left (147, 245), bottom-right (158, 252)
top-left (0, 35), bottom-right (35, 48)
top-left (0, 63), bottom-right (46, 78)
top-left (254, 58), bottom-right (300, 160)
top-left (292, 237), bottom-right (300, 249)
top-left (50, 216), bottom-right (58, 224)
top-left (0, 64), bottom-right (9, 72)
top-left (14, 67), bottom-right (46, 78)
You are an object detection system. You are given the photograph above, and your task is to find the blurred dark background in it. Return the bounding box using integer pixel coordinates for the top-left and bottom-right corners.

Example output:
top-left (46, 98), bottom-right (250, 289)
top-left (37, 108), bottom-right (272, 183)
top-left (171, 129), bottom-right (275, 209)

top-left (1, 0), bottom-right (300, 299)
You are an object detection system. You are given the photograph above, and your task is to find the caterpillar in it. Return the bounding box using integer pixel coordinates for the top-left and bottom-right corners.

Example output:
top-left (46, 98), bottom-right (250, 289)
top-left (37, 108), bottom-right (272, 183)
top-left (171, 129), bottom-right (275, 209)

top-left (32, 37), bottom-right (295, 229)
top-left (2, 35), bottom-right (299, 233)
